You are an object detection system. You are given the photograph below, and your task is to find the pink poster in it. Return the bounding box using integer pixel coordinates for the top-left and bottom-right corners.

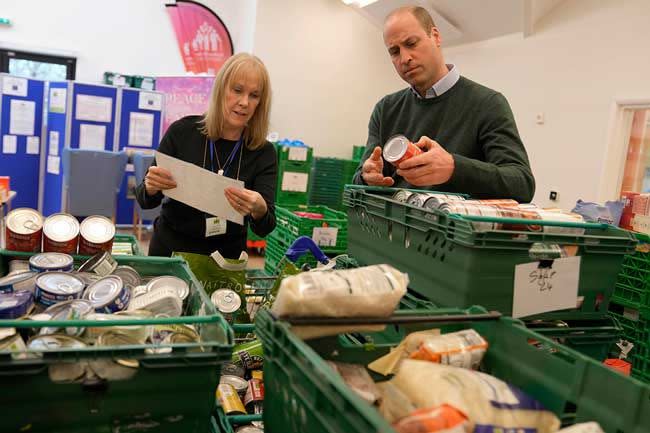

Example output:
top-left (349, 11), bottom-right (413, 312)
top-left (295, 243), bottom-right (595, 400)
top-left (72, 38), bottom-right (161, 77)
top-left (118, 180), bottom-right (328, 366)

top-left (155, 76), bottom-right (215, 134)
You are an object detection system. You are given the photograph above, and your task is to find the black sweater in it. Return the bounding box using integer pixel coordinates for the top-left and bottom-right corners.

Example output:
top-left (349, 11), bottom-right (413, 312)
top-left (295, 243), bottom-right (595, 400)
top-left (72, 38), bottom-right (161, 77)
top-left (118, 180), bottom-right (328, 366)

top-left (134, 115), bottom-right (277, 258)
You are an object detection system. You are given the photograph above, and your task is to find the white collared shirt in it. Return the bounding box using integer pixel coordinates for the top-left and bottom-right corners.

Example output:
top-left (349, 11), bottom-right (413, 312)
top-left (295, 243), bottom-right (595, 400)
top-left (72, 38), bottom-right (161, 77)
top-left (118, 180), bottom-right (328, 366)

top-left (410, 64), bottom-right (460, 99)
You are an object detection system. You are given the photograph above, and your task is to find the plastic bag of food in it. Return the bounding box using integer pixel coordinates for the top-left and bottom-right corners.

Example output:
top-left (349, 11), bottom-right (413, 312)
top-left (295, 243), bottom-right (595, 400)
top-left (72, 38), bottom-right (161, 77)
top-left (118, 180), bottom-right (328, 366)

top-left (557, 423), bottom-right (604, 433)
top-left (327, 361), bottom-right (381, 405)
top-left (393, 404), bottom-right (470, 433)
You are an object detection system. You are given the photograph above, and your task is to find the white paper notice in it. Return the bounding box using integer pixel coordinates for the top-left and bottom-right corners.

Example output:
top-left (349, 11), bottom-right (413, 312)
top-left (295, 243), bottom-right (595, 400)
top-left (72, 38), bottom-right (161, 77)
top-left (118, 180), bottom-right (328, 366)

top-left (288, 147), bottom-right (308, 161)
top-left (128, 112), bottom-right (154, 147)
top-left (512, 256), bottom-right (581, 318)
top-left (138, 92), bottom-right (163, 111)
top-left (281, 172), bottom-right (309, 192)
top-left (312, 227), bottom-right (339, 247)
top-left (49, 131), bottom-right (60, 156)
top-left (47, 155), bottom-right (61, 175)
top-left (156, 151), bottom-right (245, 225)
top-left (75, 94), bottom-right (113, 122)
top-left (2, 135), bottom-right (17, 154)
top-left (9, 99), bottom-right (36, 136)
top-left (26, 136), bottom-right (40, 155)
top-left (49, 88), bottom-right (67, 113)
top-left (2, 77), bottom-right (28, 97)
top-left (79, 124), bottom-right (106, 151)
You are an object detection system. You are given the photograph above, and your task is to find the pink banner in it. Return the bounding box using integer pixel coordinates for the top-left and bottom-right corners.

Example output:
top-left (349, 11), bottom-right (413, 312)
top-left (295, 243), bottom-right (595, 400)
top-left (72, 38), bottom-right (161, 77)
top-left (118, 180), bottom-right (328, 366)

top-left (155, 76), bottom-right (215, 134)
top-left (166, 1), bottom-right (233, 74)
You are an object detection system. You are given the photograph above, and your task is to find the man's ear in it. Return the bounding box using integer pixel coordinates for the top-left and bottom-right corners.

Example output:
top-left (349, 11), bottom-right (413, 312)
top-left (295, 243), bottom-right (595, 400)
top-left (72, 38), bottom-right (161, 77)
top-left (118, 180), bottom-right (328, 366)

top-left (430, 26), bottom-right (442, 47)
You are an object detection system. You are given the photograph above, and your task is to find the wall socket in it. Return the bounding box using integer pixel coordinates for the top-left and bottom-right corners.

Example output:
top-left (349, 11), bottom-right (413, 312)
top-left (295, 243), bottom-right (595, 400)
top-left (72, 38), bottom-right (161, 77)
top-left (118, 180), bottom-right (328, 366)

top-left (549, 190), bottom-right (558, 201)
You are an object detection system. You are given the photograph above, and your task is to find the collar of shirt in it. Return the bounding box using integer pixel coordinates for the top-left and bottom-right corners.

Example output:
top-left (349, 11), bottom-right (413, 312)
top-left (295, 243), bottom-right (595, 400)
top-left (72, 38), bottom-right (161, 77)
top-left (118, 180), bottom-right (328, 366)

top-left (410, 64), bottom-right (460, 99)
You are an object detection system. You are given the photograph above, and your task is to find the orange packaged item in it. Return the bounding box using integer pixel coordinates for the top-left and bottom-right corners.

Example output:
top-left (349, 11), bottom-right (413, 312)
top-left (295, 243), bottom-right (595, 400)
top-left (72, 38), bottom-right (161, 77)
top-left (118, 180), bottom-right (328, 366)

top-left (393, 404), bottom-right (470, 433)
top-left (408, 329), bottom-right (488, 370)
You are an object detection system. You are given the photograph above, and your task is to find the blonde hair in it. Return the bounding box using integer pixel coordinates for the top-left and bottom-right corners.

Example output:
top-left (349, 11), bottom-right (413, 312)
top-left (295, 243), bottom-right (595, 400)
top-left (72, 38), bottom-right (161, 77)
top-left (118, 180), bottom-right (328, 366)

top-left (200, 53), bottom-right (271, 150)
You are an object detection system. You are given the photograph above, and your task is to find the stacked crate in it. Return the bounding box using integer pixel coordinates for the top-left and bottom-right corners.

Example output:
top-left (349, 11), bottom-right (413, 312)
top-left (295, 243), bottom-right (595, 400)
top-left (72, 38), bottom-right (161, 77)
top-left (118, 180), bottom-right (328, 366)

top-left (309, 157), bottom-right (359, 210)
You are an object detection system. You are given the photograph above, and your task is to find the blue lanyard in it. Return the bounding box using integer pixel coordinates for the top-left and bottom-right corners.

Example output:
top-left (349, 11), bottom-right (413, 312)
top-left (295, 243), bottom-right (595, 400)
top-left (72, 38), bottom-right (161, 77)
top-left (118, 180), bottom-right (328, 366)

top-left (209, 135), bottom-right (243, 177)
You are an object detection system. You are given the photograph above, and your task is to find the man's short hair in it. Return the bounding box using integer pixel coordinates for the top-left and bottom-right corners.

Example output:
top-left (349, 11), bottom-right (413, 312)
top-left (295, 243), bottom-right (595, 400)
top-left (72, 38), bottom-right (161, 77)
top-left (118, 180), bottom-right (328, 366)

top-left (386, 6), bottom-right (436, 35)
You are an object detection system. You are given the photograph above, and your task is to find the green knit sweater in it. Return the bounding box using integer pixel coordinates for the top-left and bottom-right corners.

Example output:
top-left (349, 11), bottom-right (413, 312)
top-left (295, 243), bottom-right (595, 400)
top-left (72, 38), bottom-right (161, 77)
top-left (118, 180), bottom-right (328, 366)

top-left (353, 76), bottom-right (535, 202)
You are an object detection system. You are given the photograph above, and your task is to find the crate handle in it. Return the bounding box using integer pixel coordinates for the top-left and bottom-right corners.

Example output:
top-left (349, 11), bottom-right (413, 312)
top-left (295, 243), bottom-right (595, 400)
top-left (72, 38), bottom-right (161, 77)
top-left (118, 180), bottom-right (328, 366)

top-left (276, 311), bottom-right (502, 326)
top-left (450, 214), bottom-right (609, 229)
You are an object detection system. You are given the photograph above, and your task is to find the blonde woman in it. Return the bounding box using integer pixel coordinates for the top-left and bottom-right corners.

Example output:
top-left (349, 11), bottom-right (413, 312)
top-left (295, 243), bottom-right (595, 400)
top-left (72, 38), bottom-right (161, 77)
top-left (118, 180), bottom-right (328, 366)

top-left (135, 53), bottom-right (277, 257)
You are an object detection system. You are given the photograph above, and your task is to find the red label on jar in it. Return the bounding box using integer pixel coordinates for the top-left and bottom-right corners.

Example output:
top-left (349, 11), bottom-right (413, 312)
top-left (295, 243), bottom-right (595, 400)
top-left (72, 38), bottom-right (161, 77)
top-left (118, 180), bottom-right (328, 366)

top-left (6, 228), bottom-right (42, 253)
top-left (43, 234), bottom-right (79, 254)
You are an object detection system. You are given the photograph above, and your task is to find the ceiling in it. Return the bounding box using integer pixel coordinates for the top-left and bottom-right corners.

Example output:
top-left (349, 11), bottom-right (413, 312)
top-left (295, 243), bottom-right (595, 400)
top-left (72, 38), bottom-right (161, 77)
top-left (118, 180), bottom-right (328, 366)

top-left (347, 0), bottom-right (565, 47)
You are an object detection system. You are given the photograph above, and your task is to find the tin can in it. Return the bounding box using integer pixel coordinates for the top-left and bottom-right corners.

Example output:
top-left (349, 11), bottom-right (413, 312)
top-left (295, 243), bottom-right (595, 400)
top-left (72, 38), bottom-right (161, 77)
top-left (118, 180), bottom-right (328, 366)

top-left (35, 272), bottom-right (85, 308)
top-left (132, 285), bottom-right (148, 298)
top-left (74, 271), bottom-right (103, 286)
top-left (464, 199), bottom-right (519, 208)
top-left (406, 193), bottom-right (429, 208)
top-left (392, 189), bottom-right (413, 203)
top-left (422, 194), bottom-right (465, 210)
top-left (29, 252), bottom-right (74, 273)
top-left (537, 210), bottom-right (586, 235)
top-left (28, 334), bottom-right (86, 352)
top-left (0, 271), bottom-right (38, 294)
top-left (83, 275), bottom-right (131, 313)
top-left (211, 289), bottom-right (242, 323)
top-left (96, 331), bottom-right (140, 368)
top-left (496, 207), bottom-right (543, 232)
top-left (151, 323), bottom-right (199, 344)
top-left (382, 134), bottom-right (423, 166)
top-left (217, 383), bottom-right (246, 415)
top-left (0, 290), bottom-right (34, 319)
top-left (78, 251), bottom-right (117, 276)
top-left (78, 215), bottom-right (116, 256)
top-left (232, 339), bottom-right (264, 370)
top-left (244, 378), bottom-right (264, 414)
top-left (86, 311), bottom-right (151, 343)
top-left (222, 362), bottom-right (246, 379)
top-left (40, 299), bottom-right (94, 336)
top-left (127, 286), bottom-right (183, 317)
top-left (145, 276), bottom-right (189, 301)
top-left (43, 213), bottom-right (80, 254)
top-left (251, 370), bottom-right (263, 381)
top-left (442, 203), bottom-right (501, 231)
top-left (5, 208), bottom-right (43, 252)
top-left (235, 427), bottom-right (263, 433)
top-left (8, 260), bottom-right (30, 274)
top-left (111, 266), bottom-right (141, 289)
top-left (27, 334), bottom-right (88, 379)
top-left (0, 333), bottom-right (27, 355)
top-left (221, 375), bottom-right (249, 399)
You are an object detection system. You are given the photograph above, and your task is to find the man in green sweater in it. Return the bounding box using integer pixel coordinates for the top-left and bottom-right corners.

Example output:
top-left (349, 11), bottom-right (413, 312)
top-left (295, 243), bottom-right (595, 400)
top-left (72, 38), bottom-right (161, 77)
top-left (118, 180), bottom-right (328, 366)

top-left (353, 6), bottom-right (535, 203)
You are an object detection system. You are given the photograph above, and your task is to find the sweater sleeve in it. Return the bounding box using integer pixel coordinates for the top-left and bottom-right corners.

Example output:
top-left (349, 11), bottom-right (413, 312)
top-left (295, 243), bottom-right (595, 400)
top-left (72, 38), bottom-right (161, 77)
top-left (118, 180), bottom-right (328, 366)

top-left (443, 93), bottom-right (536, 202)
top-left (249, 142), bottom-right (278, 237)
top-left (134, 122), bottom-right (178, 209)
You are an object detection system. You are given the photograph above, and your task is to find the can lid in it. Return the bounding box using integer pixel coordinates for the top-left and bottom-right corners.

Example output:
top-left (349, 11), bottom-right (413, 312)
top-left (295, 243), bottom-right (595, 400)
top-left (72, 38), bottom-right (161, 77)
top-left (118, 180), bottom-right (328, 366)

top-left (80, 215), bottom-right (115, 244)
top-left (78, 251), bottom-right (114, 273)
top-left (6, 208), bottom-right (43, 235)
top-left (27, 334), bottom-right (86, 351)
top-left (29, 253), bottom-right (74, 270)
top-left (0, 291), bottom-right (34, 319)
top-left (96, 330), bottom-right (140, 347)
top-left (220, 374), bottom-right (248, 389)
top-left (0, 271), bottom-right (38, 287)
top-left (383, 135), bottom-right (409, 162)
top-left (146, 276), bottom-right (189, 301)
top-left (211, 289), bottom-right (241, 314)
top-left (43, 213), bottom-right (80, 242)
top-left (83, 276), bottom-right (124, 307)
top-left (36, 272), bottom-right (85, 295)
top-left (112, 266), bottom-right (141, 288)
top-left (43, 299), bottom-right (94, 320)
top-left (74, 271), bottom-right (103, 286)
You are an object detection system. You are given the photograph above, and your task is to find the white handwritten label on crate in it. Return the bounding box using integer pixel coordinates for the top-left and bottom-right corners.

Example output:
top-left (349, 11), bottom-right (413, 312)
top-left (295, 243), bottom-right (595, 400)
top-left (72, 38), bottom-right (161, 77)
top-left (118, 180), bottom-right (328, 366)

top-left (288, 146), bottom-right (308, 161)
top-left (281, 172), bottom-right (309, 192)
top-left (312, 227), bottom-right (339, 247)
top-left (512, 256), bottom-right (580, 318)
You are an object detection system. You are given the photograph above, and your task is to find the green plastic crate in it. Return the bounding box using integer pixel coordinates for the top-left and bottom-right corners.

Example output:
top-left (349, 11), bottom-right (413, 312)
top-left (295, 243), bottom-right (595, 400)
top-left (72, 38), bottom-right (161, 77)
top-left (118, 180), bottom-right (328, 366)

top-left (131, 75), bottom-right (156, 90)
top-left (352, 145), bottom-right (365, 161)
top-left (256, 307), bottom-right (650, 433)
top-left (277, 145), bottom-right (313, 165)
top-left (608, 298), bottom-right (650, 380)
top-left (0, 250), bottom-right (233, 433)
top-left (263, 233), bottom-right (345, 274)
top-left (275, 190), bottom-right (309, 206)
top-left (612, 233), bottom-right (650, 309)
top-left (274, 204), bottom-right (347, 251)
top-left (343, 185), bottom-right (637, 319)
top-left (112, 233), bottom-right (143, 256)
top-left (102, 71), bottom-right (132, 87)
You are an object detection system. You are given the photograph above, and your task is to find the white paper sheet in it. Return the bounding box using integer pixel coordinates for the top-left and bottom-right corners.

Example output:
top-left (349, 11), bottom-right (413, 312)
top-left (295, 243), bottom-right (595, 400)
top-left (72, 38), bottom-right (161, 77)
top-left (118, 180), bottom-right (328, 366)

top-left (26, 136), bottom-right (40, 155)
top-left (128, 112), bottom-right (154, 147)
top-left (75, 94), bottom-right (112, 122)
top-left (9, 99), bottom-right (35, 136)
top-left (49, 131), bottom-right (60, 156)
top-left (156, 151), bottom-right (245, 225)
top-left (281, 172), bottom-right (309, 192)
top-left (2, 77), bottom-right (27, 97)
top-left (288, 147), bottom-right (308, 161)
top-left (2, 135), bottom-right (17, 154)
top-left (312, 227), bottom-right (339, 247)
top-left (512, 256), bottom-right (581, 318)
top-left (138, 92), bottom-right (163, 111)
top-left (79, 124), bottom-right (106, 151)
top-left (47, 155), bottom-right (60, 175)
top-left (49, 88), bottom-right (67, 113)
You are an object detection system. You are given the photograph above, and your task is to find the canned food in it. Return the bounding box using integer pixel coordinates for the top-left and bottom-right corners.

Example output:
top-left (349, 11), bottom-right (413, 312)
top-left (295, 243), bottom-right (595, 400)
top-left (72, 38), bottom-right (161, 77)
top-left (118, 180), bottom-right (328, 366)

top-left (221, 374), bottom-right (249, 398)
top-left (217, 383), bottom-right (246, 415)
top-left (8, 260), bottom-right (30, 274)
top-left (5, 208), bottom-right (43, 252)
top-left (78, 215), bottom-right (116, 256)
top-left (441, 203), bottom-right (501, 231)
top-left (392, 189), bottom-right (413, 203)
top-left (151, 323), bottom-right (199, 344)
top-left (235, 427), bottom-right (263, 433)
top-left (0, 290), bottom-right (34, 319)
top-left (96, 331), bottom-right (140, 368)
top-left (211, 289), bottom-right (241, 323)
top-left (127, 286), bottom-right (182, 317)
top-left (382, 134), bottom-right (422, 166)
top-left (40, 299), bottom-right (94, 336)
top-left (464, 199), bottom-right (519, 208)
top-left (537, 210), bottom-right (586, 235)
top-left (244, 378), bottom-right (264, 414)
top-left (27, 334), bottom-right (87, 382)
top-left (111, 266), bottom-right (141, 288)
top-left (35, 272), bottom-right (85, 307)
top-left (251, 370), bottom-right (263, 381)
top-left (83, 275), bottom-right (131, 313)
top-left (0, 271), bottom-right (38, 294)
top-left (422, 194), bottom-right (465, 210)
top-left (497, 207), bottom-right (543, 232)
top-left (85, 311), bottom-right (151, 343)
top-left (406, 193), bottom-right (429, 208)
top-left (43, 213), bottom-right (80, 254)
top-left (232, 339), bottom-right (264, 370)
top-left (29, 252), bottom-right (74, 273)
top-left (74, 271), bottom-right (103, 286)
top-left (145, 276), bottom-right (189, 301)
top-left (221, 362), bottom-right (246, 379)
top-left (0, 333), bottom-right (27, 355)
top-left (132, 285), bottom-right (148, 298)
top-left (77, 251), bottom-right (117, 276)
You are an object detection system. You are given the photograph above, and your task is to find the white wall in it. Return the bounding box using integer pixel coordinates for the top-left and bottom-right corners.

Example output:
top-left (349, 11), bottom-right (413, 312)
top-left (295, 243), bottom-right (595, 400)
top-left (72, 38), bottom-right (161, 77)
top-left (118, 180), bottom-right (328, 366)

top-left (0, 0), bottom-right (256, 82)
top-left (445, 0), bottom-right (650, 209)
top-left (253, 0), bottom-right (404, 158)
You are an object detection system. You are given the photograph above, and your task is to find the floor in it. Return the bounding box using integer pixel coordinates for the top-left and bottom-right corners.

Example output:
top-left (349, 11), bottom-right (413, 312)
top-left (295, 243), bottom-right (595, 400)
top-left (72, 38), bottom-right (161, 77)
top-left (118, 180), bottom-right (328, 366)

top-left (118, 227), bottom-right (266, 269)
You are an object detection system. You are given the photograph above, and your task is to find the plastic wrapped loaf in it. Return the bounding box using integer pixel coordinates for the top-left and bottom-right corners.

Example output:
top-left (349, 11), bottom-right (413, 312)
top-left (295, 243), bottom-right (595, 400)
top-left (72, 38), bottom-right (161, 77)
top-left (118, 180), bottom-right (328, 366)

top-left (271, 264), bottom-right (408, 318)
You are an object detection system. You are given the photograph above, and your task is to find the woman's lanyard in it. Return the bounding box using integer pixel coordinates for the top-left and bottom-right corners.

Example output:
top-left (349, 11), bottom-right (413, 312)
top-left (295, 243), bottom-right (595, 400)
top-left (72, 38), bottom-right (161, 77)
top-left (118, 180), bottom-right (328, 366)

top-left (204, 135), bottom-right (244, 179)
